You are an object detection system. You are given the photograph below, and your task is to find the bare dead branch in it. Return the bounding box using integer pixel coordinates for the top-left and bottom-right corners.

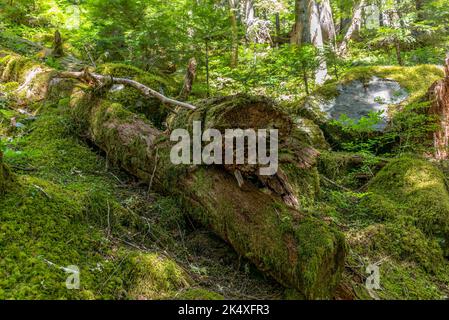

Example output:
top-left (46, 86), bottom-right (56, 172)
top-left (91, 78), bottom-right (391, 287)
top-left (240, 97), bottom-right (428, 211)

top-left (57, 70), bottom-right (197, 110)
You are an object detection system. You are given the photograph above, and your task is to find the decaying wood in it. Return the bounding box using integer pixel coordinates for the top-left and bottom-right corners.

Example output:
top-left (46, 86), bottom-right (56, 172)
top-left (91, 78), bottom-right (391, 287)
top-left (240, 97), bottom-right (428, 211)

top-left (52, 30), bottom-right (64, 58)
top-left (179, 57), bottom-right (197, 100)
top-left (428, 56), bottom-right (449, 160)
top-left (58, 69), bottom-right (197, 110)
top-left (0, 53), bottom-right (347, 299)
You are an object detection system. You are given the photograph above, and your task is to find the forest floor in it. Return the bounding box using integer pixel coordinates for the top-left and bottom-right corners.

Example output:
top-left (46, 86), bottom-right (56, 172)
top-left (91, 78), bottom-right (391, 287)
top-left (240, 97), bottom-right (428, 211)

top-left (0, 83), bottom-right (283, 299)
top-left (3, 36), bottom-right (449, 300)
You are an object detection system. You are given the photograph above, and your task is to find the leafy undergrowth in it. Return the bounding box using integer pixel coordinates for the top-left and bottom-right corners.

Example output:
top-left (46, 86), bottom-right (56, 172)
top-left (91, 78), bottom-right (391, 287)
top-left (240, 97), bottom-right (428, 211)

top-left (0, 93), bottom-right (283, 299)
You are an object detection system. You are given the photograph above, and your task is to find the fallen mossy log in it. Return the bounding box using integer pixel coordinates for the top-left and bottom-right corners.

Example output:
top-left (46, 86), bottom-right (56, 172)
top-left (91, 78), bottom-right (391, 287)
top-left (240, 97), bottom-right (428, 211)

top-left (0, 52), bottom-right (347, 299)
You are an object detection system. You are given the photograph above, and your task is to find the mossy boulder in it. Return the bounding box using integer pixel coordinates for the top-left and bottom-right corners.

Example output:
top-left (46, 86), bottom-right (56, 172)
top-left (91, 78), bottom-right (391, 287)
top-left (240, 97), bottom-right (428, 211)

top-left (0, 52), bottom-right (55, 101)
top-left (295, 65), bottom-right (444, 148)
top-left (294, 117), bottom-right (329, 150)
top-left (358, 156), bottom-right (449, 253)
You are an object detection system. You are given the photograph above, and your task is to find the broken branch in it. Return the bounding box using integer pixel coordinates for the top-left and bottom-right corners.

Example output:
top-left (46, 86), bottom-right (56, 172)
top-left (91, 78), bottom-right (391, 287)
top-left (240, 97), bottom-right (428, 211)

top-left (57, 70), bottom-right (197, 111)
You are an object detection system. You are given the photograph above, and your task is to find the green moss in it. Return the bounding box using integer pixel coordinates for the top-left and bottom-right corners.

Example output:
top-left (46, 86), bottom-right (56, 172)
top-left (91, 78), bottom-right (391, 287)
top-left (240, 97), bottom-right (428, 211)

top-left (0, 104), bottom-right (196, 299)
top-left (95, 63), bottom-right (179, 128)
top-left (344, 218), bottom-right (449, 300)
top-left (358, 156), bottom-right (449, 250)
top-left (127, 253), bottom-right (190, 299)
top-left (0, 153), bottom-right (14, 195)
top-left (177, 288), bottom-right (224, 300)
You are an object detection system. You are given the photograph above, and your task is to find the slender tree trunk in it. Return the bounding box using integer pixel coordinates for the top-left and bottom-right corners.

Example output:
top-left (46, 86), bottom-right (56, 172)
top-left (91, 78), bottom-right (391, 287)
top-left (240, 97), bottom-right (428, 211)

top-left (395, 39), bottom-right (403, 66)
top-left (52, 30), bottom-right (64, 58)
top-left (243, 0), bottom-right (255, 42)
top-left (395, 0), bottom-right (406, 28)
top-left (275, 13), bottom-right (281, 47)
top-left (416, 0), bottom-right (425, 21)
top-left (229, 0), bottom-right (239, 68)
top-left (377, 0), bottom-right (384, 27)
top-left (303, 68), bottom-right (309, 94)
top-left (205, 39), bottom-right (210, 97)
top-left (291, 0), bottom-right (310, 44)
top-left (338, 0), bottom-right (366, 56)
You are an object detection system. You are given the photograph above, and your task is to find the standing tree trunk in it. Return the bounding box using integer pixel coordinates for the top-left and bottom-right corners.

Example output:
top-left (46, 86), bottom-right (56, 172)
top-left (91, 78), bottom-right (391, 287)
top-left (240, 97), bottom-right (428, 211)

top-left (338, 0), bottom-right (366, 56)
top-left (243, 0), bottom-right (255, 42)
top-left (229, 0), bottom-right (239, 68)
top-left (377, 0), bottom-right (384, 27)
top-left (318, 0), bottom-right (336, 47)
top-left (428, 56), bottom-right (449, 160)
top-left (275, 13), bottom-right (281, 47)
top-left (310, 0), bottom-right (328, 84)
top-left (291, 0), bottom-right (310, 45)
top-left (416, 0), bottom-right (425, 21)
top-left (394, 39), bottom-right (403, 66)
top-left (205, 39), bottom-right (210, 97)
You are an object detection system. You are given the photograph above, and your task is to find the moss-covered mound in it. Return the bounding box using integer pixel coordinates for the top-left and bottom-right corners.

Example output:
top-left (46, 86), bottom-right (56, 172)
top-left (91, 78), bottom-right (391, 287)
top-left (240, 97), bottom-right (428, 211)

top-left (358, 157), bottom-right (449, 252)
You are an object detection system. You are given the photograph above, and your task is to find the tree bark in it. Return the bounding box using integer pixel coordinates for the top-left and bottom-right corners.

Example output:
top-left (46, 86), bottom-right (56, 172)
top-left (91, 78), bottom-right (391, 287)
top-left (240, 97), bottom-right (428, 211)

top-left (243, 0), bottom-right (255, 42)
top-left (416, 0), bottom-right (425, 22)
top-left (338, 0), bottom-right (366, 56)
top-left (275, 13), bottom-right (281, 47)
top-left (427, 56), bottom-right (449, 160)
top-left (395, 40), bottom-right (403, 66)
top-left (52, 30), bottom-right (64, 58)
top-left (318, 0), bottom-right (336, 46)
top-left (229, 0), bottom-right (239, 68)
top-left (310, 0), bottom-right (328, 84)
top-left (291, 0), bottom-right (310, 44)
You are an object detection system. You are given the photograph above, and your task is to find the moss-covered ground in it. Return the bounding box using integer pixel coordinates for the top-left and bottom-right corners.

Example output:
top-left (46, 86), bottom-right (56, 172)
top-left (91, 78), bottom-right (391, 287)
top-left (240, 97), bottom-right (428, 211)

top-left (2, 38), bottom-right (449, 299)
top-left (0, 78), bottom-right (283, 299)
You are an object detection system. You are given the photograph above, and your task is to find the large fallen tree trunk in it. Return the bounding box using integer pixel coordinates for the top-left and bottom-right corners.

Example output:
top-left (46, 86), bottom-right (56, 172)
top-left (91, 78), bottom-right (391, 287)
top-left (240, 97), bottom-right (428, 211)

top-left (428, 56), bottom-right (449, 160)
top-left (0, 51), bottom-right (346, 299)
